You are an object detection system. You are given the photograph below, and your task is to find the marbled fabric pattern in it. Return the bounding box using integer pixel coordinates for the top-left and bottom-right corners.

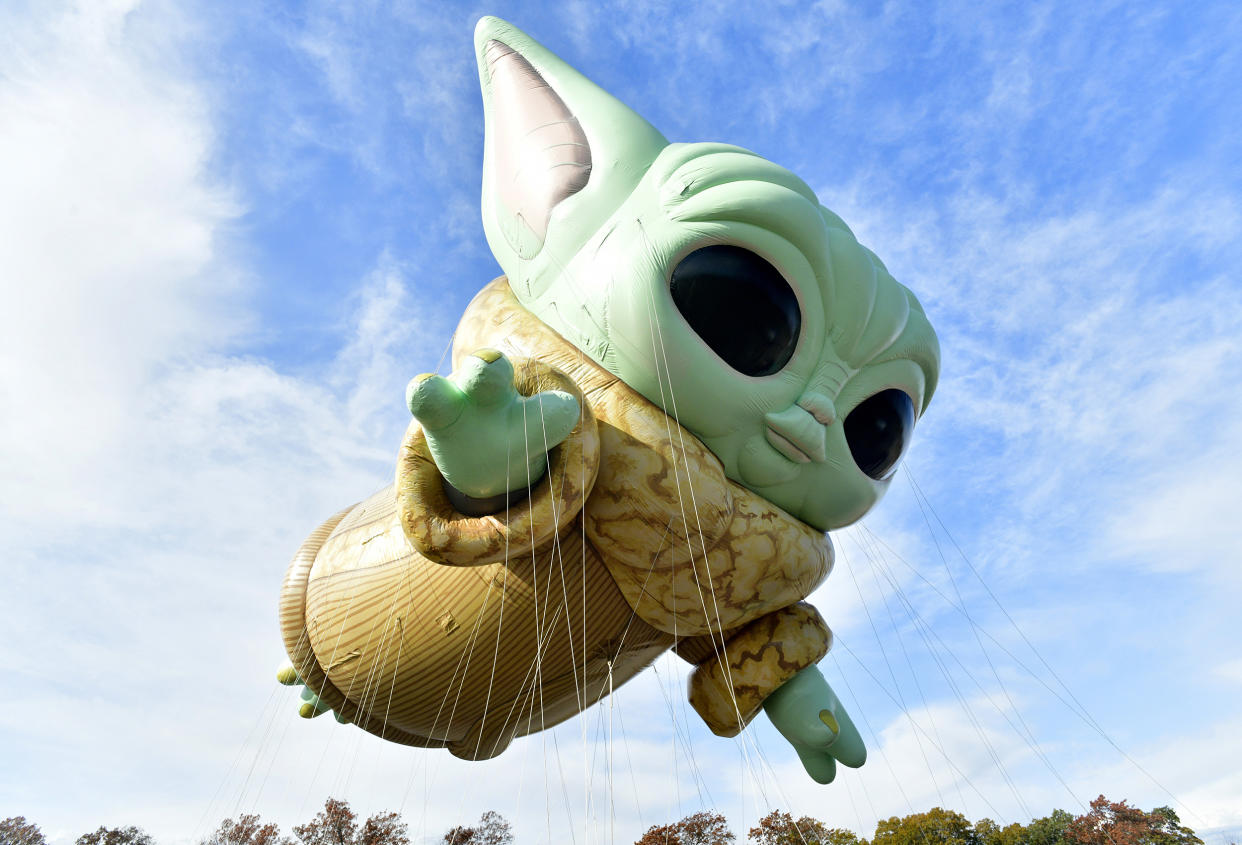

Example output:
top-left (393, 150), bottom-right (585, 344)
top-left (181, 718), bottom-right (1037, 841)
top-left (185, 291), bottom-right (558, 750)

top-left (687, 603), bottom-right (832, 737)
top-left (280, 278), bottom-right (840, 752)
top-left (454, 279), bottom-right (833, 637)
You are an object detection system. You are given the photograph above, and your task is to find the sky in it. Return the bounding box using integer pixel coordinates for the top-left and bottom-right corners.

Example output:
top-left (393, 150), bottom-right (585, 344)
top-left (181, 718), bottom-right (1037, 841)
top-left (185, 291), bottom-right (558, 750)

top-left (2, 0), bottom-right (1240, 843)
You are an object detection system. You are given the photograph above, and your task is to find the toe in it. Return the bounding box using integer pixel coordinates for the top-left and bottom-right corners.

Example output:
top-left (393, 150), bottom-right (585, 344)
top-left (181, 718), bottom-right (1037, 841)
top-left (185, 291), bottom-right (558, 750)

top-left (458, 350), bottom-right (515, 405)
top-left (407, 374), bottom-right (464, 429)
top-left (298, 693), bottom-right (330, 719)
top-left (276, 662), bottom-right (301, 686)
top-left (796, 747), bottom-right (837, 784)
top-left (830, 708), bottom-right (867, 768)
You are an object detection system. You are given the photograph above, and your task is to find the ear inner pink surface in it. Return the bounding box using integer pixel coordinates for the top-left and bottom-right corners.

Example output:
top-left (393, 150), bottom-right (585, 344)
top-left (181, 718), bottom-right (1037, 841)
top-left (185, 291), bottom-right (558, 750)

top-left (484, 39), bottom-right (591, 253)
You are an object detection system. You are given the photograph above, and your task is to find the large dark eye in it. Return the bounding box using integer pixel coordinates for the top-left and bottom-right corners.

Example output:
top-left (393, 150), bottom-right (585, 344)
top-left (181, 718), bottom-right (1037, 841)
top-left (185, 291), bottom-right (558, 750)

top-left (844, 389), bottom-right (915, 480)
top-left (670, 245), bottom-right (800, 377)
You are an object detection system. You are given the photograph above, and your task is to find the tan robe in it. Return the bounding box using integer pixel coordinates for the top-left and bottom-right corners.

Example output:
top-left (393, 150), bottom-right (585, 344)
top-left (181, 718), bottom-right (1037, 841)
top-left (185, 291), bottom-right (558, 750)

top-left (279, 278), bottom-right (835, 759)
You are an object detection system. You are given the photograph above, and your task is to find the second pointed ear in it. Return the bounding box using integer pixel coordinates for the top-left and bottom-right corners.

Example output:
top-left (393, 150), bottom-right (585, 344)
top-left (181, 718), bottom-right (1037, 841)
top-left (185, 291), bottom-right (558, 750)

top-left (474, 17), bottom-right (668, 281)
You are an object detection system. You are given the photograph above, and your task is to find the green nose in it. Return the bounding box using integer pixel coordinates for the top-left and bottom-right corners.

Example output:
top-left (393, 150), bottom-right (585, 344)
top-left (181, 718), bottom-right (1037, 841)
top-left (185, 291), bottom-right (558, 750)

top-left (764, 404), bottom-right (828, 463)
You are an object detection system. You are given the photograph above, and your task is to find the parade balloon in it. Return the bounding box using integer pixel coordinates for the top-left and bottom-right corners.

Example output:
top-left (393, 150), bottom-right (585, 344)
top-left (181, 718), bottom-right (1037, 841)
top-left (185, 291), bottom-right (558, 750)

top-left (277, 15), bottom-right (939, 785)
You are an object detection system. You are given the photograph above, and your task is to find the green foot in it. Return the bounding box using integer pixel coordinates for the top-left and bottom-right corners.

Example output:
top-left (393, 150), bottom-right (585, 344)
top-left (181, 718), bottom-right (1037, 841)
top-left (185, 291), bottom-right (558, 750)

top-left (763, 665), bottom-right (866, 784)
top-left (276, 662), bottom-right (348, 723)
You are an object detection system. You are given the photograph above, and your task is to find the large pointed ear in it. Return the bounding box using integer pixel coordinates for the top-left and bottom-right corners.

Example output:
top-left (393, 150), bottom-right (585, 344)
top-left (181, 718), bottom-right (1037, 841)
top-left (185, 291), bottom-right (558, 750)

top-left (475, 17), bottom-right (668, 285)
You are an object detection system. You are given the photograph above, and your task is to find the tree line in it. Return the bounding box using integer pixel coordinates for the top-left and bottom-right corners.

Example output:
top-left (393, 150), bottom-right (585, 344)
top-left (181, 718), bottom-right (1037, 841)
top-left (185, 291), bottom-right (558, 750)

top-left (637, 798), bottom-right (1209, 845)
top-left (0, 794), bottom-right (1219, 845)
top-left (0, 799), bottom-right (510, 845)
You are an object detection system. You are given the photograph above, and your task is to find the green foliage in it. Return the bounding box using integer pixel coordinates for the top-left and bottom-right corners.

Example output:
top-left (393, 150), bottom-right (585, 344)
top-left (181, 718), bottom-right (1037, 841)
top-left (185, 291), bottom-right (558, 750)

top-left (874, 808), bottom-right (981, 845)
top-left (974, 817), bottom-right (1027, 845)
top-left (29, 793), bottom-right (1208, 845)
top-left (639, 799), bottom-right (1203, 845)
top-left (1025, 810), bottom-right (1073, 845)
top-left (1149, 807), bottom-right (1203, 845)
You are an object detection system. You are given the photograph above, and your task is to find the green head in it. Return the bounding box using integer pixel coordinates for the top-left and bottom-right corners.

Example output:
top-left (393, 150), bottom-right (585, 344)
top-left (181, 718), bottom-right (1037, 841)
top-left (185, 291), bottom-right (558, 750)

top-left (474, 16), bottom-right (940, 532)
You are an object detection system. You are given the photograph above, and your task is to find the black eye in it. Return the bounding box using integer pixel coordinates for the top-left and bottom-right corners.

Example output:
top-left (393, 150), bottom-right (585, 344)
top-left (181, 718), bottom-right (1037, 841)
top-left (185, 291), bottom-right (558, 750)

top-left (670, 245), bottom-right (800, 377)
top-left (844, 389), bottom-right (915, 480)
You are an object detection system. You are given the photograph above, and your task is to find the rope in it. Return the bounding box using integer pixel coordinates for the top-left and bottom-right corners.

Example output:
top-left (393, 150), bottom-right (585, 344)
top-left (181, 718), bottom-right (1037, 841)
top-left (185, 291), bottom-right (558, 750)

top-left (904, 467), bottom-right (1206, 826)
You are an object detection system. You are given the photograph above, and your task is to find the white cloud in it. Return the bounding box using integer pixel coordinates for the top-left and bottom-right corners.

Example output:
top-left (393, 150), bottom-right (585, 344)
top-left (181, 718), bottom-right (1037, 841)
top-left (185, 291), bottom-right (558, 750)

top-left (826, 163), bottom-right (1242, 585)
top-left (0, 2), bottom-right (449, 839)
top-left (0, 0), bottom-right (239, 528)
top-left (1213, 659), bottom-right (1242, 685)
top-left (6, 1), bottom-right (1242, 843)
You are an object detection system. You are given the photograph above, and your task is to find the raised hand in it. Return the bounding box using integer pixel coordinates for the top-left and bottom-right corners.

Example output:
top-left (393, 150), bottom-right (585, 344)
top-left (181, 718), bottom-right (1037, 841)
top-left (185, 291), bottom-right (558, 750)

top-left (405, 349), bottom-right (580, 501)
top-left (763, 664), bottom-right (866, 783)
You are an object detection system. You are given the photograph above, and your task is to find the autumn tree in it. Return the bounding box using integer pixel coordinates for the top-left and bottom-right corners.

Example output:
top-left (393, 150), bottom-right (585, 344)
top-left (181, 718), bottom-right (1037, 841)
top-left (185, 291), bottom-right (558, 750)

top-left (749, 810), bottom-right (865, 845)
top-left (295, 799), bottom-right (357, 845)
top-left (76, 827), bottom-right (155, 845)
top-left (201, 813), bottom-right (289, 845)
top-left (873, 808), bottom-right (980, 845)
top-left (1064, 797), bottom-right (1202, 845)
top-left (358, 812), bottom-right (408, 845)
top-left (974, 818), bottom-right (1027, 845)
top-left (293, 798), bottom-right (408, 845)
top-left (440, 811), bottom-right (513, 845)
top-left (2, 817), bottom-right (48, 845)
top-left (635, 810), bottom-right (735, 845)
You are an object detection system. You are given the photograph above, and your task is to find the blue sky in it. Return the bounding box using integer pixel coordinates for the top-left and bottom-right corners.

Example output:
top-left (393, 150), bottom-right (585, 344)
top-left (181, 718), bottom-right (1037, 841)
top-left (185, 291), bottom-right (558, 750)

top-left (2, 1), bottom-right (1241, 843)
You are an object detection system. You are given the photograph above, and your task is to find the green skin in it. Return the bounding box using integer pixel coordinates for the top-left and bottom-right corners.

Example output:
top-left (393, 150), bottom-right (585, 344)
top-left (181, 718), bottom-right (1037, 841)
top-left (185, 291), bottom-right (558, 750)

top-left (277, 660), bottom-right (865, 782)
top-left (404, 349), bottom-right (579, 499)
top-left (284, 345), bottom-right (867, 780)
top-left (282, 16), bottom-right (940, 784)
top-left (407, 349), bottom-right (866, 781)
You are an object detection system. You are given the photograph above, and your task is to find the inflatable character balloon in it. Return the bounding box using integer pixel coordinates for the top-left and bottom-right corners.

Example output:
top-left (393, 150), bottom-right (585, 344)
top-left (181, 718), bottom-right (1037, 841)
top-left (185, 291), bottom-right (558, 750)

top-left (277, 16), bottom-right (939, 785)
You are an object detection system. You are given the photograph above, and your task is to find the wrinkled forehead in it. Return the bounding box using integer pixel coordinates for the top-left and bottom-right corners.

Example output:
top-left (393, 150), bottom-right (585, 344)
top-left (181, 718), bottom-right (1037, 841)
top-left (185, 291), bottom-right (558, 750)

top-left (651, 143), bottom-right (829, 287)
top-left (649, 142), bottom-right (939, 407)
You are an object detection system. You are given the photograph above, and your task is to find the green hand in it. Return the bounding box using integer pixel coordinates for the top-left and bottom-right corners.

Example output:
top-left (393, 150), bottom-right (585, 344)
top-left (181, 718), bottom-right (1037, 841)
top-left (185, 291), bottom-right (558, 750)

top-left (276, 662), bottom-right (348, 723)
top-left (405, 349), bottom-right (580, 499)
top-left (763, 665), bottom-right (866, 784)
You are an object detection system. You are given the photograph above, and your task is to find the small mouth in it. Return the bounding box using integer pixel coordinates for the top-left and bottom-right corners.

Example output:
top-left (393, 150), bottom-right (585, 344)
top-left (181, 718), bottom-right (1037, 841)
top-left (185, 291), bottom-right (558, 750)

top-left (765, 426), bottom-right (814, 463)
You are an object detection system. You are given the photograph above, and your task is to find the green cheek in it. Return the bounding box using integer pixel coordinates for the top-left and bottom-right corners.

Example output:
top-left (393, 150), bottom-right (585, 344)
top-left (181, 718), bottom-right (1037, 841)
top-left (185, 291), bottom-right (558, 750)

top-left (737, 434), bottom-right (801, 487)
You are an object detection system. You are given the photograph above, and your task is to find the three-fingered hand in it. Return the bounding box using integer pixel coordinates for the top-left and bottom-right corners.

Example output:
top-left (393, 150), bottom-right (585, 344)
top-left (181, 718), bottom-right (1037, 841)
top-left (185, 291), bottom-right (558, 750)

top-left (405, 349), bottom-right (580, 500)
top-left (763, 665), bottom-right (866, 783)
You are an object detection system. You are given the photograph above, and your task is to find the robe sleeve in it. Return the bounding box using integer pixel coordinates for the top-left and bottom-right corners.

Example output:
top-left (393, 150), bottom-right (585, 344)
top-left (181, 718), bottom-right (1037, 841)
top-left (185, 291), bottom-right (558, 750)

top-left (676, 602), bottom-right (833, 737)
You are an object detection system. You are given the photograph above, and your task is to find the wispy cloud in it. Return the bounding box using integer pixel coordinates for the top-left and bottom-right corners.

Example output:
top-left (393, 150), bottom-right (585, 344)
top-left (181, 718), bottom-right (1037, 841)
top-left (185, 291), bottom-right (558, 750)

top-left (0, 1), bottom-right (449, 837)
top-left (0, 0), bottom-right (240, 530)
top-left (6, 0), bottom-right (1242, 842)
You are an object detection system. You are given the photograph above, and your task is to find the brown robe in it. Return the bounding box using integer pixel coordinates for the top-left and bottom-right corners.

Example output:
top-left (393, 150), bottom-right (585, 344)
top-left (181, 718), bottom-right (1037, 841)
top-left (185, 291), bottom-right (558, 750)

top-left (278, 278), bottom-right (835, 759)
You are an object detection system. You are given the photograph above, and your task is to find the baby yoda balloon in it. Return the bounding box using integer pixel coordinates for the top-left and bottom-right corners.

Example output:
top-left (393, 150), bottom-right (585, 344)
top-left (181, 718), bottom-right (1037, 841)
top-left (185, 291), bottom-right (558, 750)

top-left (277, 16), bottom-right (939, 785)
